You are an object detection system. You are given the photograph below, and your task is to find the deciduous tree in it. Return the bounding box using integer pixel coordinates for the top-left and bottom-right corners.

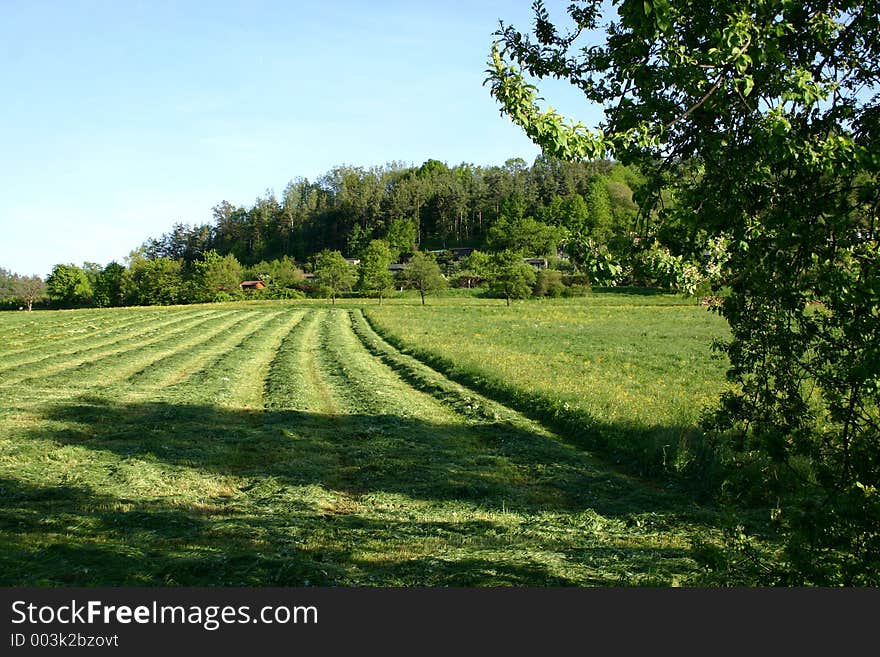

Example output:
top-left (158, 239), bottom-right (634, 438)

top-left (93, 262), bottom-right (127, 307)
top-left (13, 275), bottom-right (46, 311)
top-left (385, 218), bottom-right (418, 260)
top-left (487, 214), bottom-right (565, 256)
top-left (314, 250), bottom-right (356, 304)
top-left (126, 254), bottom-right (184, 306)
top-left (401, 251), bottom-right (447, 305)
top-left (487, 250), bottom-right (537, 306)
top-left (191, 250), bottom-right (243, 303)
top-left (357, 240), bottom-right (395, 304)
top-left (488, 0), bottom-right (880, 584)
top-left (46, 264), bottom-right (92, 308)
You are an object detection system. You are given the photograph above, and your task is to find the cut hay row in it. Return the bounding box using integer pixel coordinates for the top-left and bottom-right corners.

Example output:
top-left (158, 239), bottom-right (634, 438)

top-left (262, 309), bottom-right (329, 413)
top-left (314, 309), bottom-right (394, 415)
top-left (315, 309), bottom-right (454, 423)
top-left (0, 306), bottom-right (211, 366)
top-left (0, 307), bottom-right (220, 378)
top-left (226, 309), bottom-right (307, 411)
top-left (0, 307), bottom-right (180, 355)
top-left (123, 309), bottom-right (262, 388)
top-left (158, 309), bottom-right (295, 408)
top-left (124, 310), bottom-right (277, 392)
top-left (33, 309), bottom-right (250, 394)
top-left (0, 309), bottom-right (238, 390)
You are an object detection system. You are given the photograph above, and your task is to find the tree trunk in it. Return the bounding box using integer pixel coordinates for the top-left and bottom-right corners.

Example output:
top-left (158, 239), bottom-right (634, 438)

top-left (420, 290), bottom-right (425, 305)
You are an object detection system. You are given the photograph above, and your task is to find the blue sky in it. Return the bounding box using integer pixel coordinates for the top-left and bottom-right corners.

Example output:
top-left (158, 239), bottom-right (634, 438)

top-left (1, 1), bottom-right (601, 277)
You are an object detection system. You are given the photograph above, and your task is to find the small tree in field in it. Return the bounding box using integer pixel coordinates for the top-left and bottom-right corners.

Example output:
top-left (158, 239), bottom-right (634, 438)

top-left (314, 250), bottom-right (356, 304)
top-left (487, 250), bottom-right (537, 306)
top-left (357, 240), bottom-right (395, 304)
top-left (401, 251), bottom-right (446, 305)
top-left (13, 275), bottom-right (46, 311)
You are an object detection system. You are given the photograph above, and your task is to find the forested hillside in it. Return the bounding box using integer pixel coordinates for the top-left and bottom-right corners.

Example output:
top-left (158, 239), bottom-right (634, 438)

top-left (4, 155), bottom-right (725, 309)
top-left (141, 156), bottom-right (644, 266)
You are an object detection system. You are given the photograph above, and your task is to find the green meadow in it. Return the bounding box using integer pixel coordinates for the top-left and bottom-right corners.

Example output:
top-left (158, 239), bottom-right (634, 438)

top-left (0, 295), bottom-right (738, 586)
top-left (366, 294), bottom-right (731, 479)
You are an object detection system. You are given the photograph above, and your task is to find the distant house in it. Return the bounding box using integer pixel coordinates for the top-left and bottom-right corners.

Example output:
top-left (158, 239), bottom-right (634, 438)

top-left (388, 263), bottom-right (406, 273)
top-left (450, 247), bottom-right (474, 259)
top-left (523, 258), bottom-right (549, 270)
top-left (239, 280), bottom-right (266, 290)
top-left (345, 258), bottom-right (361, 266)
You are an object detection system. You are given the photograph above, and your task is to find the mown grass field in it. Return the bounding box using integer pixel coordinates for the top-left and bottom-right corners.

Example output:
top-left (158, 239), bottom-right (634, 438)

top-left (0, 296), bottom-right (732, 586)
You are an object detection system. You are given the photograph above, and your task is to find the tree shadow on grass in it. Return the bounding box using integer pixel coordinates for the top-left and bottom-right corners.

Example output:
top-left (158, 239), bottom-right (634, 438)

top-left (1, 396), bottom-right (723, 586)
top-left (0, 474), bottom-right (565, 586)
top-left (33, 396), bottom-right (708, 516)
top-left (0, 475), bottom-right (693, 587)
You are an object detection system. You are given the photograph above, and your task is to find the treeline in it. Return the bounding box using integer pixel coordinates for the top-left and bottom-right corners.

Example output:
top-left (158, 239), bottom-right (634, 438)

top-left (1, 254), bottom-right (306, 310)
top-left (3, 155), bottom-right (729, 310)
top-left (141, 156), bottom-right (644, 266)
